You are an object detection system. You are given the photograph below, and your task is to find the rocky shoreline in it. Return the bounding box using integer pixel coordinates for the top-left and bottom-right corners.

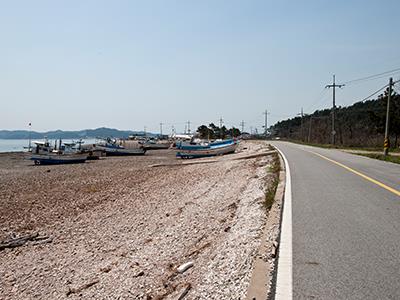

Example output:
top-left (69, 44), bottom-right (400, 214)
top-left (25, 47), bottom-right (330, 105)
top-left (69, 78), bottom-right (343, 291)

top-left (0, 141), bottom-right (279, 299)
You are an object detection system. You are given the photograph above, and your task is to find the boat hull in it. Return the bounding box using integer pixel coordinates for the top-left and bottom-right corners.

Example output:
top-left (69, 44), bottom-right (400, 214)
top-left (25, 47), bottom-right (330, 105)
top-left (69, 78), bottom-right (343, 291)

top-left (143, 143), bottom-right (171, 150)
top-left (176, 140), bottom-right (238, 159)
top-left (96, 145), bottom-right (146, 156)
top-left (30, 154), bottom-right (87, 165)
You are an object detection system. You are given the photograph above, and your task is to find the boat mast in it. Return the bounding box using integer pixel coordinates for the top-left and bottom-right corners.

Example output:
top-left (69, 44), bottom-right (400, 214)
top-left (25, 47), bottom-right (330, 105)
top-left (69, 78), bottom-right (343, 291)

top-left (28, 122), bottom-right (32, 151)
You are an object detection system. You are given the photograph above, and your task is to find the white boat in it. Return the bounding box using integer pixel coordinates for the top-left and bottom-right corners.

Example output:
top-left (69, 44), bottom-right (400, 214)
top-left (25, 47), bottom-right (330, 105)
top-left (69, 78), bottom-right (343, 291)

top-left (96, 138), bottom-right (146, 156)
top-left (176, 139), bottom-right (239, 159)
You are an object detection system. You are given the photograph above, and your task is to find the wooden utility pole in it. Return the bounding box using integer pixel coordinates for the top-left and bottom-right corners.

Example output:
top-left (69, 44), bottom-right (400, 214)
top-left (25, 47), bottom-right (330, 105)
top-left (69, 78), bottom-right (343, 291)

top-left (159, 122), bottom-right (163, 137)
top-left (384, 77), bottom-right (393, 156)
top-left (326, 75), bottom-right (344, 145)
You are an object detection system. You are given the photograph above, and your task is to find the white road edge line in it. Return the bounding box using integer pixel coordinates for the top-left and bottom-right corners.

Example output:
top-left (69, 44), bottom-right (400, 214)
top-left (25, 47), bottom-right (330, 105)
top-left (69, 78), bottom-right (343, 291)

top-left (274, 146), bottom-right (293, 300)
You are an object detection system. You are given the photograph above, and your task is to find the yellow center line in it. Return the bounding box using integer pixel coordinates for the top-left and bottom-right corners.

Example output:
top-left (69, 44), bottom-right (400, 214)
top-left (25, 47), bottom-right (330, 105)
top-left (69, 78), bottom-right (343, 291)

top-left (310, 151), bottom-right (400, 197)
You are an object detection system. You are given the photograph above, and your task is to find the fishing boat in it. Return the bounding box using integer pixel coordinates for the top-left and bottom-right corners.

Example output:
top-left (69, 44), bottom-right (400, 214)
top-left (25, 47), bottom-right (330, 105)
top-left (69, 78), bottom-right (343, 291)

top-left (176, 139), bottom-right (239, 159)
top-left (143, 138), bottom-right (171, 150)
top-left (64, 140), bottom-right (105, 160)
top-left (30, 152), bottom-right (88, 165)
top-left (30, 141), bottom-right (87, 165)
top-left (96, 138), bottom-right (146, 156)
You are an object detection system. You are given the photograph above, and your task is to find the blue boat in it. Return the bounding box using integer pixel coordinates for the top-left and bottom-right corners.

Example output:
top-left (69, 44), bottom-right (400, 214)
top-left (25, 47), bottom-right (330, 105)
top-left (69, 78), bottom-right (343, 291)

top-left (176, 139), bottom-right (239, 159)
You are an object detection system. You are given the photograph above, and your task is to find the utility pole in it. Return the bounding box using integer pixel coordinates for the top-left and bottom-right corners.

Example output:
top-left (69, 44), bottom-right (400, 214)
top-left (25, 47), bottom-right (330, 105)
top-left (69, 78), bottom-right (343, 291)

top-left (297, 108), bottom-right (304, 141)
top-left (28, 122), bottom-right (32, 151)
top-left (240, 120), bottom-right (245, 133)
top-left (326, 75), bottom-right (344, 145)
top-left (144, 126), bottom-right (147, 137)
top-left (301, 107), bottom-right (304, 141)
top-left (219, 117), bottom-right (223, 138)
top-left (159, 122), bottom-right (163, 137)
top-left (308, 116), bottom-right (312, 143)
top-left (187, 121), bottom-right (191, 134)
top-left (263, 110), bottom-right (269, 136)
top-left (384, 77), bottom-right (393, 156)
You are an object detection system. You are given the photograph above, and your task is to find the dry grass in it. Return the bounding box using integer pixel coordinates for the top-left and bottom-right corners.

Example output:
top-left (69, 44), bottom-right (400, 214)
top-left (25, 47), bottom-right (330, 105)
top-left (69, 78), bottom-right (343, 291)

top-left (354, 153), bottom-right (400, 164)
top-left (264, 152), bottom-right (280, 209)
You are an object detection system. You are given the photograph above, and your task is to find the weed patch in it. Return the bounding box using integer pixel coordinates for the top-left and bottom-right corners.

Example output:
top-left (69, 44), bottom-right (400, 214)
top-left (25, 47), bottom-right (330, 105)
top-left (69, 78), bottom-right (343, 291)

top-left (264, 153), bottom-right (281, 209)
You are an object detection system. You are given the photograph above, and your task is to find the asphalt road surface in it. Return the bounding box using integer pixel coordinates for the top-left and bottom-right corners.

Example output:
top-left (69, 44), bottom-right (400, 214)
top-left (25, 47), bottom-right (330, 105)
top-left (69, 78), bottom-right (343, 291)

top-left (271, 141), bottom-right (400, 300)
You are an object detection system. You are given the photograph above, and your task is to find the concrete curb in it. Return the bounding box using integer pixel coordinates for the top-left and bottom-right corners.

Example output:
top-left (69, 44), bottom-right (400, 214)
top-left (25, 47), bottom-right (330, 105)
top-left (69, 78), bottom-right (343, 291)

top-left (274, 146), bottom-right (293, 300)
top-left (245, 149), bottom-right (286, 300)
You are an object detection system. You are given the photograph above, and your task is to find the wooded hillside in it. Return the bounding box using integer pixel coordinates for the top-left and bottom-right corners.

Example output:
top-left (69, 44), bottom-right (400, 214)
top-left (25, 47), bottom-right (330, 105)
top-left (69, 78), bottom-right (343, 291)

top-left (271, 90), bottom-right (400, 148)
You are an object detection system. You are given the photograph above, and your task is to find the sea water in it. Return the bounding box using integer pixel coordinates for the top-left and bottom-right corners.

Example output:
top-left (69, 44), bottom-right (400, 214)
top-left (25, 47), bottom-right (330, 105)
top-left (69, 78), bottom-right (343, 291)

top-left (0, 139), bottom-right (97, 153)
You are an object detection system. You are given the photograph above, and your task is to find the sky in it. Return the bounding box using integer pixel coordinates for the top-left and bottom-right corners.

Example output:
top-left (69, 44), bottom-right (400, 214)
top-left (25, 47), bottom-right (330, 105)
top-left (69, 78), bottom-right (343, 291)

top-left (1, 0), bottom-right (400, 134)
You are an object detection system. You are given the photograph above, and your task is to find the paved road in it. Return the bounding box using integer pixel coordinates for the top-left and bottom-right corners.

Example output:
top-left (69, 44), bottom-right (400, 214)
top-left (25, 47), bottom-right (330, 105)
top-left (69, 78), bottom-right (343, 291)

top-left (271, 141), bottom-right (400, 300)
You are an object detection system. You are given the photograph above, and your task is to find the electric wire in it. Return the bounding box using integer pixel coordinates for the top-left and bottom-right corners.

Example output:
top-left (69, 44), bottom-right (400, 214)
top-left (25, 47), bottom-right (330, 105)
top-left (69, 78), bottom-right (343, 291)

top-left (343, 67), bottom-right (400, 85)
top-left (357, 84), bottom-right (389, 103)
top-left (304, 88), bottom-right (331, 113)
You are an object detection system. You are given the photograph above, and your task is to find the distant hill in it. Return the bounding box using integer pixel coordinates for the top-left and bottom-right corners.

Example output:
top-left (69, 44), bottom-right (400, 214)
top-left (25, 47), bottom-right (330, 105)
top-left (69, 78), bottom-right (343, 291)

top-left (0, 127), bottom-right (155, 139)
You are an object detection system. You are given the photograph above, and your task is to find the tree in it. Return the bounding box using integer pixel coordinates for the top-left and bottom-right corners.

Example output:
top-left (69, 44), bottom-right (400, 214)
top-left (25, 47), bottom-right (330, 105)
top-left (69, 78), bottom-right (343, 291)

top-left (197, 125), bottom-right (214, 139)
top-left (271, 92), bottom-right (400, 148)
top-left (196, 124), bottom-right (241, 139)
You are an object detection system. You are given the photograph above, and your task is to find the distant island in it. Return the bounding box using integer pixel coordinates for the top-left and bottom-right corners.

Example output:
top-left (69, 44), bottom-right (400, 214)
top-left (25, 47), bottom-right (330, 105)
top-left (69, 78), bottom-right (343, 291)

top-left (0, 127), bottom-right (155, 139)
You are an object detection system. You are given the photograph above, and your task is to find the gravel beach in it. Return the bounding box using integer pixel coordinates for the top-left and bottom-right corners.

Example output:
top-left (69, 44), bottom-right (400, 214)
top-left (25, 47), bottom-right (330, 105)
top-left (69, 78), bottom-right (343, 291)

top-left (0, 141), bottom-right (278, 299)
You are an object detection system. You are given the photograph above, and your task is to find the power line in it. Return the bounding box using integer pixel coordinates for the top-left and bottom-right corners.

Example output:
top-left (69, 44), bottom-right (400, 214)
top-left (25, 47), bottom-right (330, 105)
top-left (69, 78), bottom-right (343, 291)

top-left (305, 88), bottom-right (331, 113)
top-left (343, 67), bottom-right (400, 85)
top-left (358, 84), bottom-right (389, 102)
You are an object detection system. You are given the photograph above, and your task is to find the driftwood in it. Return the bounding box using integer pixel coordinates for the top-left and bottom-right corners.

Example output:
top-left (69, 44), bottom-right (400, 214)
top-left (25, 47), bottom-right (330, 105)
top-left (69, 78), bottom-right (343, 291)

top-left (0, 233), bottom-right (52, 251)
top-left (66, 279), bottom-right (100, 296)
top-left (177, 284), bottom-right (192, 300)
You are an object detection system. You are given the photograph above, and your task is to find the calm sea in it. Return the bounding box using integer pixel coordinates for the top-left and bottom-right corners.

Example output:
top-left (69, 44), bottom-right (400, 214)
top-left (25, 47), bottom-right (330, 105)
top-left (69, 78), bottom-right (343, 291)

top-left (0, 139), bottom-right (97, 153)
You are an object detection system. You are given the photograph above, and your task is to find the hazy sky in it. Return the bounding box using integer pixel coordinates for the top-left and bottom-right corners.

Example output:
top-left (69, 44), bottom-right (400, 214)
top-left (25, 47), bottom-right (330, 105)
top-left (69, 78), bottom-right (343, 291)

top-left (1, 0), bottom-right (400, 133)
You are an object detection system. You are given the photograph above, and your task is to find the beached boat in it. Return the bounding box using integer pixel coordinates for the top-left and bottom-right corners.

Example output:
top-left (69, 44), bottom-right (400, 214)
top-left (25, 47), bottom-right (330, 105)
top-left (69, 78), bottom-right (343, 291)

top-left (143, 139), bottom-right (171, 150)
top-left (176, 139), bottom-right (239, 159)
top-left (96, 138), bottom-right (146, 156)
top-left (30, 140), bottom-right (88, 165)
top-left (65, 141), bottom-right (105, 160)
top-left (30, 153), bottom-right (88, 165)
